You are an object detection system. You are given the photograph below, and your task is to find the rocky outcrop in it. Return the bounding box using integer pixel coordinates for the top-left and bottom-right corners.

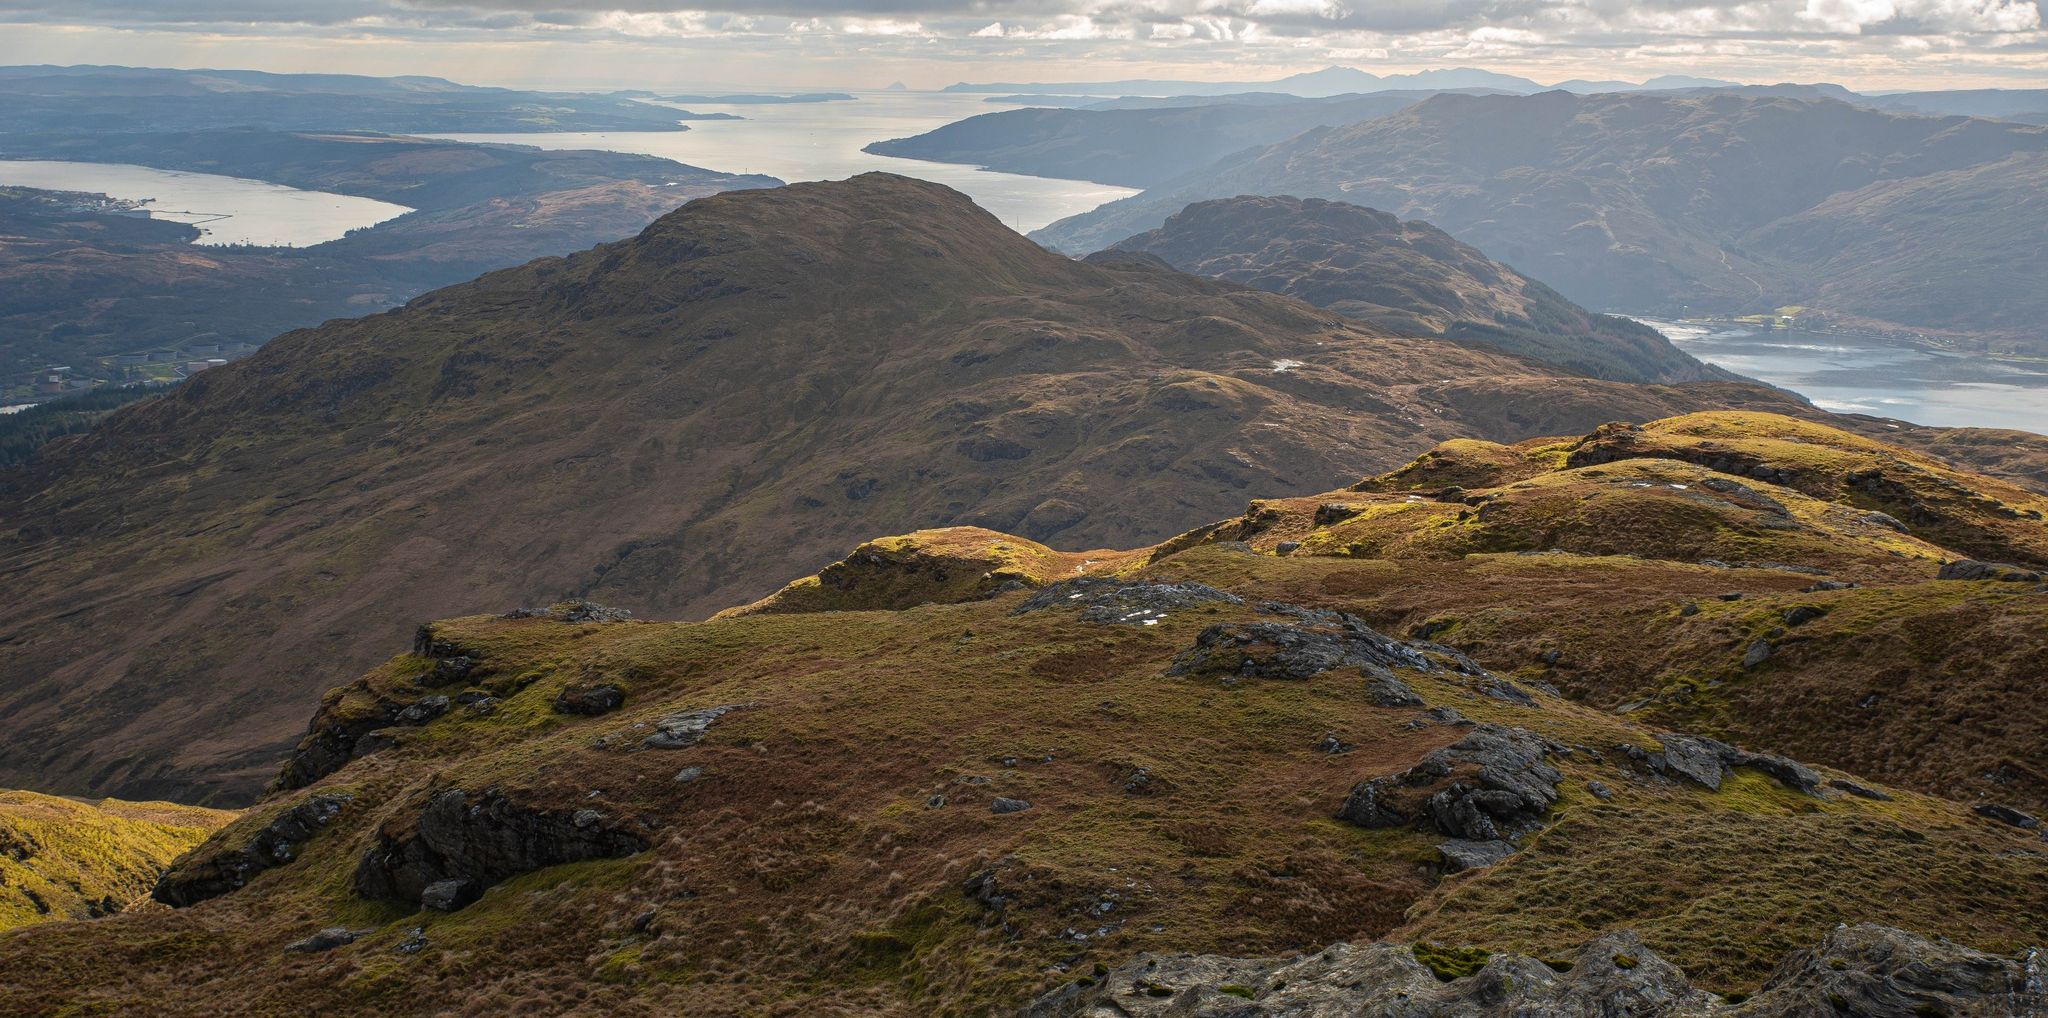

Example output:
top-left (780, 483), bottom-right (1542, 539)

top-left (1624, 734), bottom-right (1824, 795)
top-left (1336, 724), bottom-right (1563, 868)
top-left (1166, 607), bottom-right (1440, 685)
top-left (553, 683), bottom-right (626, 716)
top-left (352, 788), bottom-right (648, 912)
top-left (268, 684), bottom-right (410, 793)
top-left (642, 704), bottom-right (749, 750)
top-left (1022, 924), bottom-right (2046, 1017)
top-left (1015, 579), bottom-right (1242, 626)
top-left (271, 631), bottom-right (493, 792)
top-left (1938, 559), bottom-right (2044, 582)
top-left (503, 600), bottom-right (636, 623)
top-left (153, 792), bottom-right (352, 907)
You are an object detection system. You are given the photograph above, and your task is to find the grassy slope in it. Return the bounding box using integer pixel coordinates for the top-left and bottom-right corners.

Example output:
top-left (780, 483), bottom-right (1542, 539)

top-left (0, 790), bottom-right (234, 931)
top-left (0, 174), bottom-right (1809, 805)
top-left (2, 411), bottom-right (2041, 1016)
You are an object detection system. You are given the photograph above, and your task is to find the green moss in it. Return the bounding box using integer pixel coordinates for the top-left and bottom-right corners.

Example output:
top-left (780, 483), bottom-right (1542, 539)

top-left (1413, 942), bottom-right (1492, 981)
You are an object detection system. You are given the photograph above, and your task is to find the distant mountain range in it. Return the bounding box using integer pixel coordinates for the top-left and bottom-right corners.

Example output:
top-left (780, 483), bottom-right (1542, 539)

top-left (866, 90), bottom-right (1499, 188)
top-left (1027, 92), bottom-right (2048, 349)
top-left (944, 65), bottom-right (1742, 98)
top-left (0, 65), bottom-right (703, 133)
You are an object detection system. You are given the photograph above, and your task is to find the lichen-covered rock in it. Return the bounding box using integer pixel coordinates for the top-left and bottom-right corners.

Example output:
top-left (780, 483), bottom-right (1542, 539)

top-left (153, 792), bottom-right (353, 907)
top-left (352, 788), bottom-right (648, 911)
top-left (1336, 724), bottom-right (1563, 842)
top-left (1021, 924), bottom-right (2046, 1017)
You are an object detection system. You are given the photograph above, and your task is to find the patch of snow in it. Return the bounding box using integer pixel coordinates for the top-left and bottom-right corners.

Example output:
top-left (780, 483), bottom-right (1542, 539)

top-left (1270, 359), bottom-right (1305, 373)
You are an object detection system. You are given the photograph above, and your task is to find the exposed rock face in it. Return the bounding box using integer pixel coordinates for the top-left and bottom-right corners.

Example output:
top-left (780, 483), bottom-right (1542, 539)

top-left (153, 792), bottom-right (352, 907)
top-left (1022, 924), bottom-right (2045, 1017)
top-left (352, 788), bottom-right (648, 911)
top-left (1336, 725), bottom-right (1564, 851)
top-left (268, 688), bottom-right (408, 794)
top-left (271, 631), bottom-right (492, 793)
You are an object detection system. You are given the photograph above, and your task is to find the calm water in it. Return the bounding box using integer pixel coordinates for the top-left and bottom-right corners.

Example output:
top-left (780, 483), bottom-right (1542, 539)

top-left (427, 91), bottom-right (1137, 234)
top-left (0, 160), bottom-right (412, 247)
top-left (1636, 318), bottom-right (2048, 434)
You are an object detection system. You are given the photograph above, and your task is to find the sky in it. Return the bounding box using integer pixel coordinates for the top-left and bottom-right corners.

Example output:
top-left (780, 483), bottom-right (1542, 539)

top-left (0, 1), bottom-right (2043, 93)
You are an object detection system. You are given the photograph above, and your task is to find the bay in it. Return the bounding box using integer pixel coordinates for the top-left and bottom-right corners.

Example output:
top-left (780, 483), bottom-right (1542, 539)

top-left (426, 91), bottom-right (1137, 234)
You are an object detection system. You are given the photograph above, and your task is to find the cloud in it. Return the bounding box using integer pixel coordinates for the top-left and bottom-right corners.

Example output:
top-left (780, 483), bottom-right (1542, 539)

top-left (0, 0), bottom-right (2042, 89)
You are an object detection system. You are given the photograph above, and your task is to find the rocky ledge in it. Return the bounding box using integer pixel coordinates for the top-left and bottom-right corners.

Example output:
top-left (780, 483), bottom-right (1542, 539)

top-left (1024, 923), bottom-right (2045, 1017)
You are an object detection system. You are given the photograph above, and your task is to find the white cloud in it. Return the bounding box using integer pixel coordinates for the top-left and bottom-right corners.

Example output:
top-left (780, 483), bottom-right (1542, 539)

top-left (0, 0), bottom-right (2042, 91)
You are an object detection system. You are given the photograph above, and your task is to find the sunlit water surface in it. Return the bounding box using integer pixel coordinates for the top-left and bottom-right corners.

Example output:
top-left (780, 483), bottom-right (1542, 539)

top-left (0, 159), bottom-right (412, 247)
top-left (1634, 317), bottom-right (2048, 433)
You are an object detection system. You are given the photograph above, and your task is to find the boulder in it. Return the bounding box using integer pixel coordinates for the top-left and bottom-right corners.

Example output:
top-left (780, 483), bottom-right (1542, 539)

top-left (394, 696), bottom-right (450, 726)
top-left (553, 683), bottom-right (626, 716)
top-left (643, 704), bottom-right (749, 749)
top-left (283, 927), bottom-right (357, 953)
top-left (1973, 803), bottom-right (2041, 829)
top-left (991, 797), bottom-right (1033, 814)
top-left (1436, 838), bottom-right (1516, 872)
top-left (1336, 725), bottom-right (1563, 842)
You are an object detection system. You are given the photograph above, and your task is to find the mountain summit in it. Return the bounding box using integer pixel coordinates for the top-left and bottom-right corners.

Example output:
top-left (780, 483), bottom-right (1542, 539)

top-left (0, 173), bottom-right (1799, 803)
top-left (1107, 195), bottom-right (1723, 383)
